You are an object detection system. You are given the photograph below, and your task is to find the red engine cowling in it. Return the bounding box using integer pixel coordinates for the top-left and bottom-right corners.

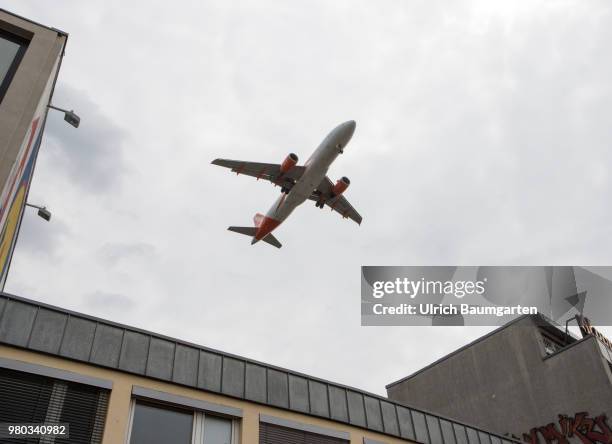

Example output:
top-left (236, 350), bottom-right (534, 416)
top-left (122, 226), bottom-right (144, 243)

top-left (332, 176), bottom-right (350, 196)
top-left (280, 153), bottom-right (298, 174)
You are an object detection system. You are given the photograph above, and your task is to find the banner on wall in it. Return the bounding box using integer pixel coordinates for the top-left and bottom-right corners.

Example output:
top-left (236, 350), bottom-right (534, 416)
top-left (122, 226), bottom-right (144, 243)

top-left (0, 52), bottom-right (62, 289)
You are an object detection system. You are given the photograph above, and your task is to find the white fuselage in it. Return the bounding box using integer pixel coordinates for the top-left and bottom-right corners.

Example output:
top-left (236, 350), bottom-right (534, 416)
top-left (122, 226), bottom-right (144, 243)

top-left (264, 121), bottom-right (356, 224)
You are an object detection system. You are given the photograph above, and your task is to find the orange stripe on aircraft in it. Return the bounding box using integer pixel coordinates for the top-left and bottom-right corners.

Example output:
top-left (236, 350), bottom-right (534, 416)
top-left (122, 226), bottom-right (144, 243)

top-left (255, 216), bottom-right (281, 240)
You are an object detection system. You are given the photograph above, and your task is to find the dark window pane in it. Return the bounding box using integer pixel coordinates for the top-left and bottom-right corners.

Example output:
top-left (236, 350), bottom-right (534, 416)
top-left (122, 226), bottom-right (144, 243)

top-left (412, 411), bottom-right (429, 444)
top-left (204, 415), bottom-right (232, 444)
top-left (0, 367), bottom-right (52, 423)
top-left (0, 37), bottom-right (20, 81)
top-left (0, 368), bottom-right (108, 444)
top-left (0, 367), bottom-right (52, 444)
top-left (130, 402), bottom-right (193, 444)
top-left (259, 422), bottom-right (348, 444)
top-left (0, 30), bottom-right (28, 102)
top-left (56, 382), bottom-right (109, 444)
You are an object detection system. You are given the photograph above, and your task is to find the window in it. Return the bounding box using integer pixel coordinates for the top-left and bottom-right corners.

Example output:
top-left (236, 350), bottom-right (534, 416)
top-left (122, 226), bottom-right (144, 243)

top-left (129, 402), bottom-right (193, 444)
top-left (0, 28), bottom-right (28, 103)
top-left (128, 400), bottom-right (235, 444)
top-left (539, 329), bottom-right (564, 356)
top-left (259, 422), bottom-right (348, 444)
top-left (542, 335), bottom-right (560, 355)
top-left (0, 366), bottom-right (109, 444)
top-left (203, 416), bottom-right (233, 444)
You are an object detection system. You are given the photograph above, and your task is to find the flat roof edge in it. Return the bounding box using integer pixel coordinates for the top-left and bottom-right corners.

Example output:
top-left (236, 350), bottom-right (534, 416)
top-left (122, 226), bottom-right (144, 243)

top-left (0, 8), bottom-right (69, 37)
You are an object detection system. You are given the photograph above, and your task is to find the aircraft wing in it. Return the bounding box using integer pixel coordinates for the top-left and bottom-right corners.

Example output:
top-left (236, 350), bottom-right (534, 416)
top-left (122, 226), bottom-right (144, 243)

top-left (211, 159), bottom-right (306, 191)
top-left (310, 176), bottom-right (363, 225)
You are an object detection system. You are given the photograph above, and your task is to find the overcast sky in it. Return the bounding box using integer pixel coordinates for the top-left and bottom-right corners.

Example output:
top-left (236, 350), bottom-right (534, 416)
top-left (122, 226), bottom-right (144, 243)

top-left (3, 1), bottom-right (612, 395)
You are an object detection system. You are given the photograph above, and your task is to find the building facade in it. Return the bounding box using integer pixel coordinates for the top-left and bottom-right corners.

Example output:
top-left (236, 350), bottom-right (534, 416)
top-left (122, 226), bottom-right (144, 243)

top-left (386, 314), bottom-right (612, 444)
top-left (0, 292), bottom-right (516, 444)
top-left (0, 8), bottom-right (67, 289)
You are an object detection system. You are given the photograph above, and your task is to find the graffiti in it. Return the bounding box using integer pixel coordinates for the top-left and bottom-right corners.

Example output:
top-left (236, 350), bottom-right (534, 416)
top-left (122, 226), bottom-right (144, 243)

top-left (523, 412), bottom-right (612, 444)
top-left (577, 316), bottom-right (612, 354)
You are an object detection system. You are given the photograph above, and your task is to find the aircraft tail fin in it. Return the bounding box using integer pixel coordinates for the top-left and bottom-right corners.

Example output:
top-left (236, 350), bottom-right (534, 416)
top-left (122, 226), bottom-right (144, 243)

top-left (253, 213), bottom-right (264, 227)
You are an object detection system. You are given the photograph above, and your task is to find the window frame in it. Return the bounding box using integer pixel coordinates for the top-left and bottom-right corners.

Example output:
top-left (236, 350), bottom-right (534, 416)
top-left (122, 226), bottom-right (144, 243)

top-left (259, 414), bottom-right (350, 441)
top-left (538, 328), bottom-right (565, 356)
top-left (0, 365), bottom-right (110, 443)
top-left (126, 398), bottom-right (238, 444)
top-left (0, 27), bottom-right (29, 103)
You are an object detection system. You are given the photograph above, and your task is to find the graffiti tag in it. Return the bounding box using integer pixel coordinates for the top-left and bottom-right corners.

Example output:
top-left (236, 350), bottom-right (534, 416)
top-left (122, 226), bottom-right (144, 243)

top-left (523, 412), bottom-right (611, 444)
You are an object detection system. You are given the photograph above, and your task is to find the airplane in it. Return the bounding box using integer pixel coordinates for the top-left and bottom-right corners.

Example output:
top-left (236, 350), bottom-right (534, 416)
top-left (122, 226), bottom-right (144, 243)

top-left (212, 120), bottom-right (362, 248)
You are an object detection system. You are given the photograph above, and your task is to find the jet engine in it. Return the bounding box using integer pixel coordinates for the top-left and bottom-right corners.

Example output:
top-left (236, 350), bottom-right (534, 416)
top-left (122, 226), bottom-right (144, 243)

top-left (280, 153), bottom-right (298, 174)
top-left (332, 176), bottom-right (350, 196)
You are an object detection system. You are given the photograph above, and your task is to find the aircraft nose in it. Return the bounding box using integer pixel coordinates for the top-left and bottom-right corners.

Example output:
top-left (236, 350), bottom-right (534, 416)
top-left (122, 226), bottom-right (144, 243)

top-left (340, 120), bottom-right (356, 142)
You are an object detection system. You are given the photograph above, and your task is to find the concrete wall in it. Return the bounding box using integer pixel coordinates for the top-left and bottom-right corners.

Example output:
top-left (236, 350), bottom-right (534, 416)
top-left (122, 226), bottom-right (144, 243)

top-left (0, 10), bottom-right (65, 189)
top-left (386, 317), bottom-right (612, 437)
top-left (0, 344), bottom-right (416, 444)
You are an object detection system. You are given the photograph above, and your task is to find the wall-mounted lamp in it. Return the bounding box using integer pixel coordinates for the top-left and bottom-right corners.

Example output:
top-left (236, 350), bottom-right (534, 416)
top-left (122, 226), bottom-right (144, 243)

top-left (48, 104), bottom-right (80, 128)
top-left (25, 203), bottom-right (51, 222)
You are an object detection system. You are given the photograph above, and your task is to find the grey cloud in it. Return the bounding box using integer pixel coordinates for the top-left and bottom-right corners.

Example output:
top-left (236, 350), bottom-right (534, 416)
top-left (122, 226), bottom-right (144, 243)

top-left (44, 84), bottom-right (128, 193)
top-left (13, 210), bottom-right (71, 260)
top-left (85, 291), bottom-right (135, 310)
top-left (96, 242), bottom-right (156, 267)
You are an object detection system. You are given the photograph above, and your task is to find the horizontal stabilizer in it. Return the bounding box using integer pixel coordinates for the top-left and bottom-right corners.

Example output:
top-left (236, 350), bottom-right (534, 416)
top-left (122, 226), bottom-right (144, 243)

top-left (227, 226), bottom-right (257, 236)
top-left (261, 233), bottom-right (282, 249)
top-left (227, 226), bottom-right (282, 248)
